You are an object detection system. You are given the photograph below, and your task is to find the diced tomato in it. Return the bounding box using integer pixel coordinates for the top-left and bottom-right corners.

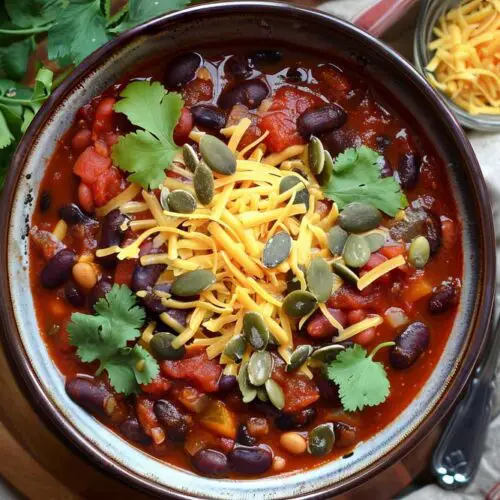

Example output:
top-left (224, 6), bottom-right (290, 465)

top-left (77, 182), bottom-right (95, 213)
top-left (173, 107), bottom-right (194, 145)
top-left (347, 309), bottom-right (366, 325)
top-left (360, 253), bottom-right (391, 287)
top-left (273, 366), bottom-right (320, 412)
top-left (352, 327), bottom-right (376, 346)
top-left (71, 129), bottom-right (92, 152)
top-left (92, 167), bottom-right (124, 207)
top-left (114, 258), bottom-right (137, 287)
top-left (379, 245), bottom-right (406, 260)
top-left (306, 308), bottom-right (346, 338)
top-left (136, 396), bottom-right (165, 444)
top-left (93, 97), bottom-right (115, 137)
top-left (30, 227), bottom-right (65, 260)
top-left (73, 146), bottom-right (112, 185)
top-left (183, 78), bottom-right (214, 107)
top-left (161, 352), bottom-right (222, 393)
top-left (141, 376), bottom-right (172, 398)
top-left (94, 139), bottom-right (109, 158)
top-left (327, 286), bottom-right (383, 311)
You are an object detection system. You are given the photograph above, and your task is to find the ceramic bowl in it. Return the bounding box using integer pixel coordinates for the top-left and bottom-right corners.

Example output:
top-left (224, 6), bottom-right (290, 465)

top-left (0, 2), bottom-right (495, 498)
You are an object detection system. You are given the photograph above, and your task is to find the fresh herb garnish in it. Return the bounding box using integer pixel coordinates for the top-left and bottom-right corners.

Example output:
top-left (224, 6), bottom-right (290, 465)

top-left (321, 146), bottom-right (408, 217)
top-left (111, 80), bottom-right (184, 189)
top-left (326, 341), bottom-right (395, 412)
top-left (68, 284), bottom-right (159, 395)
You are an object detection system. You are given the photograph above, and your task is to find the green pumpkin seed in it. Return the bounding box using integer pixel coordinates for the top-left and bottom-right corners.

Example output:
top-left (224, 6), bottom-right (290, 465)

top-left (317, 150), bottom-right (333, 185)
top-left (183, 143), bottom-right (199, 172)
top-left (343, 234), bottom-right (371, 268)
top-left (307, 423), bottom-right (335, 457)
top-left (171, 269), bottom-right (216, 296)
top-left (286, 344), bottom-right (313, 372)
top-left (223, 334), bottom-right (247, 363)
top-left (257, 385), bottom-right (269, 402)
top-left (308, 136), bottom-right (325, 174)
top-left (199, 134), bottom-right (236, 175)
top-left (159, 187), bottom-right (170, 211)
top-left (327, 226), bottom-right (349, 256)
top-left (193, 161), bottom-right (214, 205)
top-left (150, 332), bottom-right (185, 360)
top-left (408, 236), bottom-right (430, 269)
top-left (248, 351), bottom-right (273, 386)
top-left (338, 202), bottom-right (382, 233)
top-left (306, 257), bottom-right (333, 302)
top-left (283, 290), bottom-right (318, 317)
top-left (310, 344), bottom-right (345, 363)
top-left (238, 362), bottom-right (257, 403)
top-left (167, 190), bottom-right (197, 214)
top-left (243, 311), bottom-right (269, 351)
top-left (279, 176), bottom-right (309, 209)
top-left (262, 232), bottom-right (292, 268)
top-left (364, 231), bottom-right (385, 252)
top-left (265, 379), bottom-right (285, 410)
top-left (331, 261), bottom-right (359, 284)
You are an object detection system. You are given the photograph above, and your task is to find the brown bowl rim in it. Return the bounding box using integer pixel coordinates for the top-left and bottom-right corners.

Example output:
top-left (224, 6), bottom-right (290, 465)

top-left (0, 2), bottom-right (495, 498)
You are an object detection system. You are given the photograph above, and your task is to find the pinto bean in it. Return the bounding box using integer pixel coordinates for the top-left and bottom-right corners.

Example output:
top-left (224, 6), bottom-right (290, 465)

top-left (236, 424), bottom-right (257, 446)
top-left (274, 408), bottom-right (317, 431)
top-left (333, 422), bottom-right (357, 448)
top-left (119, 418), bottom-right (152, 445)
top-left (41, 248), bottom-right (76, 289)
top-left (98, 209), bottom-right (126, 268)
top-left (192, 448), bottom-right (229, 477)
top-left (398, 152), bottom-right (420, 189)
top-left (154, 399), bottom-right (191, 442)
top-left (164, 52), bottom-right (202, 89)
top-left (59, 203), bottom-right (96, 225)
top-left (191, 104), bottom-right (226, 130)
top-left (66, 377), bottom-right (114, 417)
top-left (218, 374), bottom-right (238, 393)
top-left (89, 278), bottom-right (113, 310)
top-left (297, 104), bottom-right (347, 140)
top-left (390, 321), bottom-right (430, 370)
top-left (228, 445), bottom-right (273, 474)
top-left (429, 279), bottom-right (461, 314)
top-left (218, 79), bottom-right (269, 110)
top-left (65, 280), bottom-right (85, 307)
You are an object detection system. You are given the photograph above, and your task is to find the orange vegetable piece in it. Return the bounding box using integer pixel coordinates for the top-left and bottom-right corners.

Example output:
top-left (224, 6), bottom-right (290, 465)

top-left (199, 400), bottom-right (237, 439)
top-left (402, 277), bottom-right (433, 303)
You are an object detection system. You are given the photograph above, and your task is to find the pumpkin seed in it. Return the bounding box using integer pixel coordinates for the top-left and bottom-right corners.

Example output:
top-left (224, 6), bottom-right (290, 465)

top-left (193, 161), bottom-right (215, 205)
top-left (167, 189), bottom-right (197, 214)
top-left (306, 257), bottom-right (333, 303)
top-left (286, 345), bottom-right (313, 372)
top-left (327, 226), bottom-right (348, 256)
top-left (343, 234), bottom-right (371, 268)
top-left (199, 134), bottom-right (236, 175)
top-left (171, 269), bottom-right (216, 296)
top-left (159, 187), bottom-right (170, 211)
top-left (248, 351), bottom-right (273, 386)
top-left (150, 332), bottom-right (185, 360)
top-left (331, 261), bottom-right (359, 284)
top-left (265, 379), bottom-right (285, 410)
top-left (223, 334), bottom-right (247, 363)
top-left (262, 231), bottom-right (292, 268)
top-left (408, 236), bottom-right (430, 269)
top-left (317, 149), bottom-right (333, 185)
top-left (308, 136), bottom-right (325, 174)
top-left (257, 386), bottom-right (269, 402)
top-left (307, 423), bottom-right (335, 457)
top-left (182, 143), bottom-right (199, 172)
top-left (310, 344), bottom-right (345, 363)
top-left (279, 176), bottom-right (309, 209)
top-left (283, 290), bottom-right (318, 317)
top-left (364, 231), bottom-right (385, 252)
top-left (338, 202), bottom-right (382, 233)
top-left (243, 311), bottom-right (269, 351)
top-left (238, 362), bottom-right (257, 403)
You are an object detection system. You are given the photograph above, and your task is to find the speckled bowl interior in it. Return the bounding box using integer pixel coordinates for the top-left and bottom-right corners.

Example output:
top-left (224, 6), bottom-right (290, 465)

top-left (0, 3), bottom-right (495, 498)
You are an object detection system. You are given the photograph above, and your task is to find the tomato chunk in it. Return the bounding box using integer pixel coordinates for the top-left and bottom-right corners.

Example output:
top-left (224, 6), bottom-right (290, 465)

top-left (173, 107), bottom-right (194, 145)
top-left (92, 167), bottom-right (124, 207)
top-left (136, 396), bottom-right (165, 444)
top-left (73, 146), bottom-right (111, 185)
top-left (114, 258), bottom-right (137, 287)
top-left (141, 376), bottom-right (172, 398)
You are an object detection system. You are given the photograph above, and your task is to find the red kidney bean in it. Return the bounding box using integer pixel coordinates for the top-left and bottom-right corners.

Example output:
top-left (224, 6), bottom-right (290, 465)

top-left (218, 374), bottom-right (238, 393)
top-left (380, 157), bottom-right (393, 178)
top-left (89, 278), bottom-right (113, 310)
top-left (228, 445), bottom-right (273, 474)
top-left (333, 422), bottom-right (357, 448)
top-left (390, 321), bottom-right (430, 370)
top-left (164, 52), bottom-right (202, 89)
top-left (60, 203), bottom-right (96, 225)
top-left (424, 211), bottom-right (442, 253)
top-left (218, 79), bottom-right (269, 110)
top-left (321, 128), bottom-right (353, 157)
top-left (65, 377), bottom-right (113, 417)
top-left (119, 418), bottom-right (152, 445)
top-left (156, 308), bottom-right (189, 331)
top-left (305, 308), bottom-right (347, 338)
top-left (97, 209), bottom-right (127, 268)
top-left (192, 448), bottom-right (229, 477)
top-left (236, 424), bottom-right (257, 446)
top-left (274, 408), bottom-right (316, 431)
top-left (191, 104), bottom-right (226, 130)
top-left (429, 279), bottom-right (460, 314)
top-left (398, 152), bottom-right (420, 189)
top-left (297, 104), bottom-right (347, 139)
top-left (40, 248), bottom-right (76, 289)
top-left (154, 399), bottom-right (190, 442)
top-left (39, 191), bottom-right (51, 212)
top-left (71, 129), bottom-right (92, 152)
top-left (225, 55), bottom-right (252, 79)
top-left (65, 280), bottom-right (85, 307)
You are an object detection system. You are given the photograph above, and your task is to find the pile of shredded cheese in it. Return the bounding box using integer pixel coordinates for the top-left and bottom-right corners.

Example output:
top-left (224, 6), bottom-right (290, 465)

top-left (95, 119), bottom-right (405, 378)
top-left (426, 0), bottom-right (500, 115)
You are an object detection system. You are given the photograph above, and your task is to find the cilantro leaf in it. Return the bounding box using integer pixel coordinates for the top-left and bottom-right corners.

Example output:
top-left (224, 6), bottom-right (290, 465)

top-left (0, 38), bottom-right (34, 81)
top-left (0, 109), bottom-right (13, 148)
top-left (5, 0), bottom-right (59, 28)
top-left (321, 145), bottom-right (408, 217)
top-left (112, 80), bottom-right (183, 189)
top-left (326, 342), bottom-right (394, 412)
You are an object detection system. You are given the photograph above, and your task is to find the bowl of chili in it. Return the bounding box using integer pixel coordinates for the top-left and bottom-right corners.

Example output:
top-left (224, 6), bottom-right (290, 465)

top-left (0, 2), bottom-right (495, 498)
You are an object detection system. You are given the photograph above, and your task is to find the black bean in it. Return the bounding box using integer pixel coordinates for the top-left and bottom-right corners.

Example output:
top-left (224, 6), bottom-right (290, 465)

top-left (119, 418), bottom-right (152, 445)
top-left (89, 278), bottom-right (113, 311)
top-left (164, 52), bottom-right (201, 89)
top-left (191, 104), bottom-right (226, 130)
top-left (218, 79), bottom-right (269, 110)
top-left (333, 422), bottom-right (357, 448)
top-left (236, 424), bottom-right (257, 446)
top-left (156, 308), bottom-right (189, 332)
top-left (65, 377), bottom-right (112, 417)
top-left (398, 152), bottom-right (420, 189)
top-left (131, 262), bottom-right (166, 292)
top-left (40, 248), bottom-right (76, 289)
top-left (142, 283), bottom-right (171, 314)
top-left (429, 279), bottom-right (460, 314)
top-left (321, 128), bottom-right (353, 157)
top-left (192, 448), bottom-right (229, 477)
top-left (60, 203), bottom-right (96, 225)
top-left (390, 322), bottom-right (430, 370)
top-left (228, 445), bottom-right (272, 474)
top-left (297, 104), bottom-right (347, 140)
top-left (248, 400), bottom-right (279, 417)
top-left (380, 157), bottom-right (393, 178)
top-left (65, 280), bottom-right (85, 307)
top-left (218, 374), bottom-right (238, 393)
top-left (225, 55), bottom-right (252, 79)
top-left (285, 67), bottom-right (307, 82)
top-left (274, 408), bottom-right (316, 431)
top-left (98, 209), bottom-right (126, 268)
top-left (249, 50), bottom-right (282, 66)
top-left (39, 191), bottom-right (51, 212)
top-left (154, 400), bottom-right (190, 442)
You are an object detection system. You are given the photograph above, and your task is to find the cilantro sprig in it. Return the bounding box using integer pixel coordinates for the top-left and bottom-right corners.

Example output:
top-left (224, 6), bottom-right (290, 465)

top-left (68, 284), bottom-right (159, 395)
top-left (321, 146), bottom-right (408, 217)
top-left (111, 80), bottom-right (184, 189)
top-left (326, 341), bottom-right (395, 412)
